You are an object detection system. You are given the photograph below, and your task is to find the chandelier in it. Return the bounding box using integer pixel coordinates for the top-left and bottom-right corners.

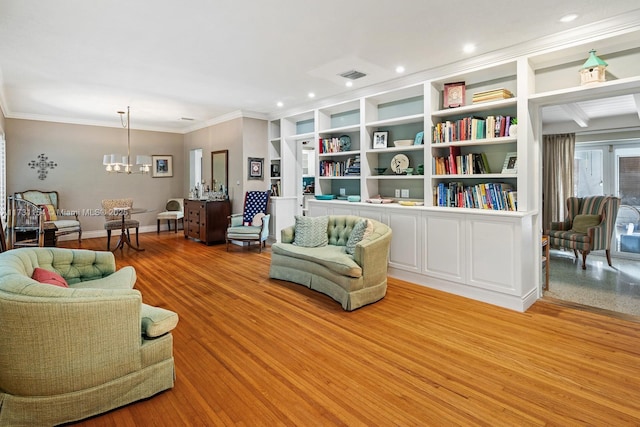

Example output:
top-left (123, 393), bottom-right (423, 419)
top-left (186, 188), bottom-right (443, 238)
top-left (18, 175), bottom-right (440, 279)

top-left (103, 106), bottom-right (152, 174)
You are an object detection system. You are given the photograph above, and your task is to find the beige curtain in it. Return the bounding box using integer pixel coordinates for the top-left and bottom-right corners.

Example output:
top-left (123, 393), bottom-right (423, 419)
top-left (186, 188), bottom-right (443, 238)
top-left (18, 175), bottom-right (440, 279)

top-left (542, 133), bottom-right (575, 232)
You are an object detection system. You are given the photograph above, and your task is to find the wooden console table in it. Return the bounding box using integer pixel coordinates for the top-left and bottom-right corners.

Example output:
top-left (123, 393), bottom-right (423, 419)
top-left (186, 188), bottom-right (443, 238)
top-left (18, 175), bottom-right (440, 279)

top-left (184, 199), bottom-right (231, 245)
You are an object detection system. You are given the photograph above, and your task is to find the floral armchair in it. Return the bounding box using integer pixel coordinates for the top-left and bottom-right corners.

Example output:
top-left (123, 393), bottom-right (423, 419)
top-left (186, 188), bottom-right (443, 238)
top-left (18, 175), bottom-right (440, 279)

top-left (15, 190), bottom-right (81, 243)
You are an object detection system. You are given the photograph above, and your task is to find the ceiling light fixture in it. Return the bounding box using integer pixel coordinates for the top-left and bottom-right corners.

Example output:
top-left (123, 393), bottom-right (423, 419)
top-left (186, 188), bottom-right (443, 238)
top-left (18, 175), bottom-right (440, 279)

top-left (103, 106), bottom-right (151, 174)
top-left (396, 65), bottom-right (405, 74)
top-left (308, 92), bottom-right (316, 98)
top-left (277, 101), bottom-right (284, 107)
top-left (560, 14), bottom-right (578, 23)
top-left (345, 81), bottom-right (353, 87)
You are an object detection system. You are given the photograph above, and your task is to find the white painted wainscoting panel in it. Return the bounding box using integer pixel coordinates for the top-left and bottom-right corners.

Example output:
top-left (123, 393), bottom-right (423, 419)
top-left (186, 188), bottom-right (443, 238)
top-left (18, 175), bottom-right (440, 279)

top-left (306, 200), bottom-right (539, 312)
top-left (386, 207), bottom-right (422, 272)
top-left (467, 217), bottom-right (518, 294)
top-left (423, 213), bottom-right (465, 282)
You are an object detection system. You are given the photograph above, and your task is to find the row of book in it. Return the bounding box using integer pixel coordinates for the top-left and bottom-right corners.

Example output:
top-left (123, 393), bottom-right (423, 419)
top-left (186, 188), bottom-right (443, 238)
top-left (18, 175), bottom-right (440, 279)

top-left (472, 88), bottom-right (514, 103)
top-left (319, 137), bottom-right (348, 154)
top-left (432, 115), bottom-right (515, 143)
top-left (433, 148), bottom-right (491, 175)
top-left (435, 182), bottom-right (517, 211)
top-left (319, 156), bottom-right (360, 177)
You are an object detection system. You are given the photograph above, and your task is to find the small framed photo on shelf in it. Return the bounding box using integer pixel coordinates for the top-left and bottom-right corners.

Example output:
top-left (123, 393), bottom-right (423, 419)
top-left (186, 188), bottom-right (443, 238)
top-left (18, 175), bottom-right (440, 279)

top-left (373, 131), bottom-right (389, 149)
top-left (248, 157), bottom-right (264, 180)
top-left (270, 163), bottom-right (280, 177)
top-left (151, 155), bottom-right (173, 178)
top-left (501, 152), bottom-right (518, 174)
top-left (443, 81), bottom-right (465, 108)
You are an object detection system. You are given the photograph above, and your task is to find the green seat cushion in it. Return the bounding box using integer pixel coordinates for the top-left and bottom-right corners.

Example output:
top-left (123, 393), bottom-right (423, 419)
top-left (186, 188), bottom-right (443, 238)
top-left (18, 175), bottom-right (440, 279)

top-left (571, 214), bottom-right (601, 233)
top-left (271, 243), bottom-right (362, 278)
top-left (227, 225), bottom-right (262, 235)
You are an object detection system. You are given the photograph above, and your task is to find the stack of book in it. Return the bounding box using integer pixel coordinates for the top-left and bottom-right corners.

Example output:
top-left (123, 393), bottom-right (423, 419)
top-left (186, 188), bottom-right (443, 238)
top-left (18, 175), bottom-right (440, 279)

top-left (345, 155), bottom-right (360, 176)
top-left (472, 88), bottom-right (514, 104)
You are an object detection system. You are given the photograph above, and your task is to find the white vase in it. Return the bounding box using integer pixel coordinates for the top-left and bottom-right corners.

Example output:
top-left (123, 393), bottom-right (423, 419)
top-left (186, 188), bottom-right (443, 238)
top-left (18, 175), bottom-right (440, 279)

top-left (509, 124), bottom-right (518, 137)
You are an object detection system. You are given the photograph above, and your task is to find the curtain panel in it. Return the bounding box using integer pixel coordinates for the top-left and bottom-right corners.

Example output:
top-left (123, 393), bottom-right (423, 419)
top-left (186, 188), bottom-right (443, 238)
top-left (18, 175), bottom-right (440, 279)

top-left (543, 133), bottom-right (575, 233)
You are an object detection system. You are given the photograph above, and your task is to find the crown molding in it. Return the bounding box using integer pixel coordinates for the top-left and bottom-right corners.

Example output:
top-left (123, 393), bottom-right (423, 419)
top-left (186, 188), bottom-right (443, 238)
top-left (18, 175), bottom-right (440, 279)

top-left (180, 110), bottom-right (268, 134)
top-left (269, 9), bottom-right (640, 121)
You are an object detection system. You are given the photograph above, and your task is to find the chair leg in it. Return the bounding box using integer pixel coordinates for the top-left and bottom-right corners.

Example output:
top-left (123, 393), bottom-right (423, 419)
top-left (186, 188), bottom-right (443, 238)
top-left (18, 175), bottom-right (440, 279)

top-left (605, 249), bottom-right (613, 267)
top-left (106, 230), bottom-right (111, 250)
top-left (78, 230), bottom-right (82, 243)
top-left (582, 251), bottom-right (588, 270)
top-left (173, 219), bottom-right (178, 233)
top-left (573, 249), bottom-right (579, 259)
top-left (157, 219), bottom-right (160, 234)
top-left (136, 228), bottom-right (139, 246)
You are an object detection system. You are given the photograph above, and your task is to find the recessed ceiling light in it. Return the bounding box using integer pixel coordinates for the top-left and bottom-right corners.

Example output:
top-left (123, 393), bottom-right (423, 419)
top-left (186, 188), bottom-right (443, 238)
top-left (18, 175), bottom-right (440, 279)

top-left (560, 13), bottom-right (578, 23)
top-left (276, 101), bottom-right (283, 107)
top-left (396, 65), bottom-right (405, 74)
top-left (345, 81), bottom-right (353, 87)
top-left (463, 43), bottom-right (476, 54)
top-left (308, 92), bottom-right (315, 98)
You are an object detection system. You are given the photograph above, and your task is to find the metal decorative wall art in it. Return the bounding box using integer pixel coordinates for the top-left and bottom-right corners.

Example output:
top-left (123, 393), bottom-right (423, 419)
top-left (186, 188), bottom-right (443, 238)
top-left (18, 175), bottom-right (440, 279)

top-left (28, 153), bottom-right (57, 180)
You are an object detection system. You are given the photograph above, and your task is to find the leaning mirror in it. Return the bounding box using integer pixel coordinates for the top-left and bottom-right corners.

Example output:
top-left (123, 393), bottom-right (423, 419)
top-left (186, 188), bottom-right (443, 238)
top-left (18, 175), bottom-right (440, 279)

top-left (211, 150), bottom-right (228, 194)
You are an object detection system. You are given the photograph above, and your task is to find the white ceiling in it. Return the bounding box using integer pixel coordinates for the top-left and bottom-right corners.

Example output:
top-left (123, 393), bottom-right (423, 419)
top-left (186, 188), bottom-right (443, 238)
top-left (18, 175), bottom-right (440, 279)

top-left (1, 1), bottom-right (640, 133)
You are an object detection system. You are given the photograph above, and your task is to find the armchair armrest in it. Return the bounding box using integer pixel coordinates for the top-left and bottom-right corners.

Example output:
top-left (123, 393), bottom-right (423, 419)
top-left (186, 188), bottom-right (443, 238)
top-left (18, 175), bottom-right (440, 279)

top-left (228, 213), bottom-right (244, 227)
top-left (281, 225), bottom-right (295, 243)
top-left (354, 225), bottom-right (392, 287)
top-left (260, 214), bottom-right (271, 239)
top-left (549, 219), bottom-right (572, 231)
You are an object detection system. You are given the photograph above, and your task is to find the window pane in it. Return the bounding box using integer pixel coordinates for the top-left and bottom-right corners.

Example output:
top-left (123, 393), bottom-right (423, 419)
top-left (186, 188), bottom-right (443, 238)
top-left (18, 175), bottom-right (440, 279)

top-left (574, 150), bottom-right (603, 197)
top-left (618, 156), bottom-right (640, 206)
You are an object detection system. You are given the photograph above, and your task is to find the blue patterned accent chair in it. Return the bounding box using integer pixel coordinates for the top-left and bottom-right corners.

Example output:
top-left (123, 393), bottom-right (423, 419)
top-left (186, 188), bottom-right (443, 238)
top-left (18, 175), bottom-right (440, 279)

top-left (226, 190), bottom-right (271, 253)
top-left (547, 195), bottom-right (621, 269)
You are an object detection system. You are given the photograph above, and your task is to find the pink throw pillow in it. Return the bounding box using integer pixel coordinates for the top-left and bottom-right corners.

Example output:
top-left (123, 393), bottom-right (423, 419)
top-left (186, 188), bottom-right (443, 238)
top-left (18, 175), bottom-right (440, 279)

top-left (32, 267), bottom-right (69, 288)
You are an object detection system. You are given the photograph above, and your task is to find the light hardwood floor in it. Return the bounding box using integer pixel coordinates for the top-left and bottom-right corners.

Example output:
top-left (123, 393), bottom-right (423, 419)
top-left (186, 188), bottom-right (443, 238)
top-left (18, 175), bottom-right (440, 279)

top-left (60, 233), bottom-right (640, 426)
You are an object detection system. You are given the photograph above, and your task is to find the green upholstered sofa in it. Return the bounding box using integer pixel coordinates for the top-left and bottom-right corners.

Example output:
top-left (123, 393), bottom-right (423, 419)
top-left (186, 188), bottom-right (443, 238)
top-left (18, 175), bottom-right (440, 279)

top-left (0, 247), bottom-right (178, 426)
top-left (269, 215), bottom-right (392, 311)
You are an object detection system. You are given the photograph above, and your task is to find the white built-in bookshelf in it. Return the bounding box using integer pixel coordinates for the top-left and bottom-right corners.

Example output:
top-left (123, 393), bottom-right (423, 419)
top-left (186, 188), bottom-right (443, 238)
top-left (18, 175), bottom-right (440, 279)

top-left (267, 26), bottom-right (640, 312)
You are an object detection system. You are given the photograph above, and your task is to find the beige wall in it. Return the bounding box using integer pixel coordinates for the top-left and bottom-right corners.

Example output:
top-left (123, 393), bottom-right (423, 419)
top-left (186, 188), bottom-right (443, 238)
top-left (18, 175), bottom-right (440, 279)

top-left (242, 117), bottom-right (269, 195)
top-left (6, 119), bottom-right (184, 237)
top-left (183, 117), bottom-right (269, 214)
top-left (0, 104), bottom-right (5, 134)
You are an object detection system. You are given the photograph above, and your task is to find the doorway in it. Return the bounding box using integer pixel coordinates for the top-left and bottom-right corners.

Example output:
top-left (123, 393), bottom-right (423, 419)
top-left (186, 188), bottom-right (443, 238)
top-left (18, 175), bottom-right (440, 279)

top-left (546, 139), bottom-right (640, 317)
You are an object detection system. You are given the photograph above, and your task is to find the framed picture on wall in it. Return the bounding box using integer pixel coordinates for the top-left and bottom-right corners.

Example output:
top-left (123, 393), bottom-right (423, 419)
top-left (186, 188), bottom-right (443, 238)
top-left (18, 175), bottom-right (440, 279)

top-left (152, 155), bottom-right (173, 178)
top-left (248, 157), bottom-right (263, 180)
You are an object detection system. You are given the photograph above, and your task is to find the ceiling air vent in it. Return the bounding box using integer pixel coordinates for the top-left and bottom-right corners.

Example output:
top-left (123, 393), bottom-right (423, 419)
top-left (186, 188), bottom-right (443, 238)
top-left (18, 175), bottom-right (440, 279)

top-left (339, 70), bottom-right (367, 80)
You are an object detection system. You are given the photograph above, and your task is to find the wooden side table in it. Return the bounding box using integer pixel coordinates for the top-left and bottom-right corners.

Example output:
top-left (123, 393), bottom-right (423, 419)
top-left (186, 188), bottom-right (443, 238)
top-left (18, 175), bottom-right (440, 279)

top-left (542, 235), bottom-right (550, 290)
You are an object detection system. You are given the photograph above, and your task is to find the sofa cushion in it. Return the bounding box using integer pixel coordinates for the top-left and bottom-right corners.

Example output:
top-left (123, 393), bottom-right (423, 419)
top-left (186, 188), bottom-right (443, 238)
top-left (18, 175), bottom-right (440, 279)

top-left (345, 219), bottom-right (368, 255)
top-left (32, 267), bottom-right (69, 288)
top-left (571, 214), bottom-right (601, 233)
top-left (141, 303), bottom-right (180, 337)
top-left (272, 243), bottom-right (362, 278)
top-left (293, 215), bottom-right (328, 248)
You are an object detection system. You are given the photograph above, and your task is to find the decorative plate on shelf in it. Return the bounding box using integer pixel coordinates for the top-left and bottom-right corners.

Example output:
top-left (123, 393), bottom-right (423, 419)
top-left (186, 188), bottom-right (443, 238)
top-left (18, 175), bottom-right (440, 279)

top-left (390, 154), bottom-right (409, 174)
top-left (339, 135), bottom-right (351, 152)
